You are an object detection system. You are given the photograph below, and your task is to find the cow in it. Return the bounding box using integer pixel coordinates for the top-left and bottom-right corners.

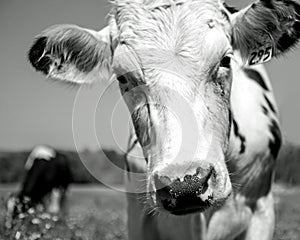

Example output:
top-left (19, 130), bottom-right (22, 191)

top-left (27, 0), bottom-right (300, 239)
top-left (5, 145), bottom-right (72, 229)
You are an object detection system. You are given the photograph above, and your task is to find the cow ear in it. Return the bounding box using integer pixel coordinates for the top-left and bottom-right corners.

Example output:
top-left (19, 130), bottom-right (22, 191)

top-left (28, 25), bottom-right (113, 84)
top-left (232, 0), bottom-right (300, 65)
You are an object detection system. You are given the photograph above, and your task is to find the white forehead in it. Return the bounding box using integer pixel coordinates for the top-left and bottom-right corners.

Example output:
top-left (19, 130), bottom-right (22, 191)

top-left (112, 0), bottom-right (229, 41)
top-left (112, 0), bottom-right (231, 79)
top-left (113, 0), bottom-right (221, 8)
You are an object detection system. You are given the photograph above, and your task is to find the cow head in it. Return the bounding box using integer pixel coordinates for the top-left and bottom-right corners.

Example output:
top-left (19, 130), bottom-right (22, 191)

top-left (28, 0), bottom-right (300, 215)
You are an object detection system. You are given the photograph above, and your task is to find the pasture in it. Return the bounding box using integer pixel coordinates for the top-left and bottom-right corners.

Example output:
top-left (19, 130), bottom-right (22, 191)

top-left (0, 185), bottom-right (299, 240)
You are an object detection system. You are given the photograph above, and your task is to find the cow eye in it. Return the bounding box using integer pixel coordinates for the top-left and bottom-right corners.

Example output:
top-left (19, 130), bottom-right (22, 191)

top-left (117, 75), bottom-right (128, 84)
top-left (220, 56), bottom-right (231, 68)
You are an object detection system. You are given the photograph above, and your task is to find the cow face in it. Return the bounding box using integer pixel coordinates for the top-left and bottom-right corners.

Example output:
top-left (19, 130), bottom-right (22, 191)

top-left (28, 0), bottom-right (300, 215)
top-left (113, 1), bottom-right (234, 215)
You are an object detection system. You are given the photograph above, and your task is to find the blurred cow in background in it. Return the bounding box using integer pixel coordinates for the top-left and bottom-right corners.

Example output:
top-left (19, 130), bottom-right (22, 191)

top-left (5, 145), bottom-right (73, 229)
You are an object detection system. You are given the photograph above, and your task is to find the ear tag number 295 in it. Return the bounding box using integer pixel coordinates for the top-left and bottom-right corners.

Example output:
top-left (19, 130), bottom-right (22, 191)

top-left (247, 46), bottom-right (273, 66)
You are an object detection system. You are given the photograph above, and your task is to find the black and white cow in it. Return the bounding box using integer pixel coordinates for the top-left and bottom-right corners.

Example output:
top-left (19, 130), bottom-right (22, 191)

top-left (27, 0), bottom-right (300, 239)
top-left (5, 145), bottom-right (72, 228)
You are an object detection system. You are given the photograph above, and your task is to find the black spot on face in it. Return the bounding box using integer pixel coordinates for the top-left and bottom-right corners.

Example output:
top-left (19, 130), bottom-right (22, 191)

top-left (244, 69), bottom-right (269, 91)
top-left (269, 119), bottom-right (282, 158)
top-left (264, 95), bottom-right (276, 114)
top-left (232, 119), bottom-right (246, 154)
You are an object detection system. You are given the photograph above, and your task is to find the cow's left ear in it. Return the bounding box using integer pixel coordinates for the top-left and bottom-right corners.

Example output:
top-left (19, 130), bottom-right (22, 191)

top-left (28, 25), bottom-right (114, 84)
top-left (232, 0), bottom-right (300, 64)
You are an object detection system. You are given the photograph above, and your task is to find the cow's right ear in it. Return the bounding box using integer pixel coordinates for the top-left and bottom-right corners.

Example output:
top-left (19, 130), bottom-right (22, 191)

top-left (28, 25), bottom-right (113, 84)
top-left (231, 0), bottom-right (300, 64)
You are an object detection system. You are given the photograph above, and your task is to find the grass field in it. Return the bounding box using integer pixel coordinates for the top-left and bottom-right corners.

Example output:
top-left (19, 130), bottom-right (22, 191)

top-left (0, 184), bottom-right (299, 240)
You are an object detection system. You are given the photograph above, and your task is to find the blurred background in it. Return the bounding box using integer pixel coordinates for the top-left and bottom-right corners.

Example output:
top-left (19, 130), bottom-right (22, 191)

top-left (0, 0), bottom-right (300, 239)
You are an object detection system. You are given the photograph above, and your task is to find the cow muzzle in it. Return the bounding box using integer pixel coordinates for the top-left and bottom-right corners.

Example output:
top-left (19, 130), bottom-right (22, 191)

top-left (151, 162), bottom-right (231, 215)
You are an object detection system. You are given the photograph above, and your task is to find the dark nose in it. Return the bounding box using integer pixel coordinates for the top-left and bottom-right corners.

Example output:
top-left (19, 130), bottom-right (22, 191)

top-left (154, 166), bottom-right (215, 215)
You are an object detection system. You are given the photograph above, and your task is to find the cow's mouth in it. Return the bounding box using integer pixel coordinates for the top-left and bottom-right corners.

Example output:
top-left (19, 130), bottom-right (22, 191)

top-left (164, 196), bottom-right (229, 215)
top-left (169, 204), bottom-right (211, 215)
top-left (160, 194), bottom-right (213, 215)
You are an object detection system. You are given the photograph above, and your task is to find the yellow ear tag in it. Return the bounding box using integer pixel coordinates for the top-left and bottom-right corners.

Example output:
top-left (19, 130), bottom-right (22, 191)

top-left (247, 45), bottom-right (273, 66)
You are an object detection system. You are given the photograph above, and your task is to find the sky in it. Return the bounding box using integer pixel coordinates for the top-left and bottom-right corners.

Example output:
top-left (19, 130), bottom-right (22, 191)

top-left (0, 0), bottom-right (300, 151)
